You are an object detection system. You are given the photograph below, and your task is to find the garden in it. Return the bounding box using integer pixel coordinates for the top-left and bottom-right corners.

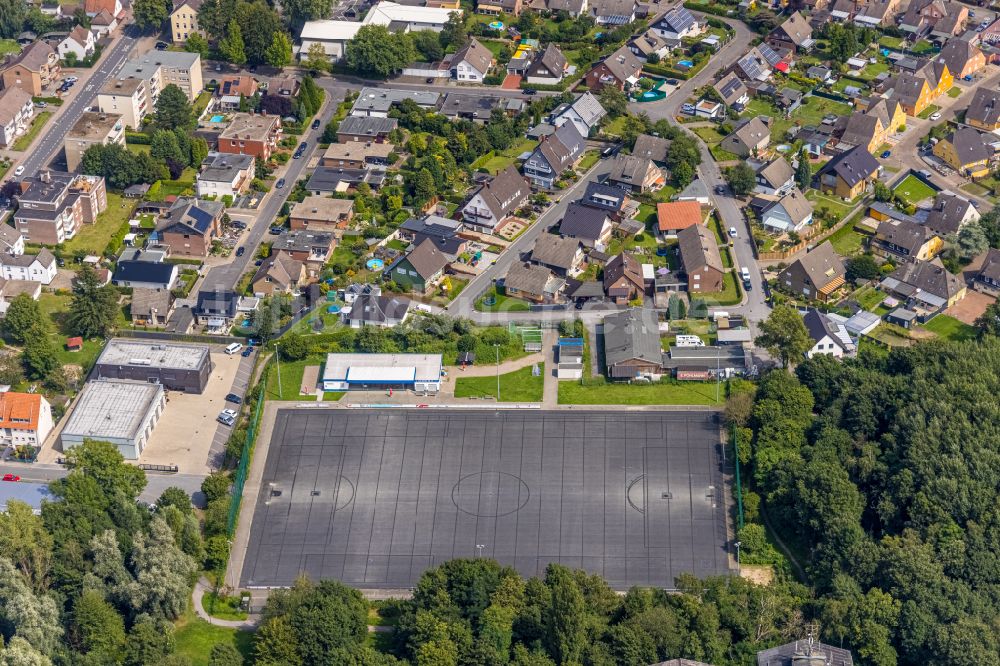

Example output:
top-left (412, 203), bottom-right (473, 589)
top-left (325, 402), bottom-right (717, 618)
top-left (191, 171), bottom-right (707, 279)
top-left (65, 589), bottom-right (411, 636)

top-left (454, 363), bottom-right (544, 401)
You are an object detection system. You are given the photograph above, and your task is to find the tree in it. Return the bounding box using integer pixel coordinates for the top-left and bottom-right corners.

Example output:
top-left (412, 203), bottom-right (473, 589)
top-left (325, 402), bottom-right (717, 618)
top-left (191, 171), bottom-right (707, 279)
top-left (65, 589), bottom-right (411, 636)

top-left (873, 180), bottom-right (892, 202)
top-left (347, 25), bottom-right (415, 78)
top-left (157, 487), bottom-right (193, 515)
top-left (71, 589), bottom-right (126, 659)
top-left (151, 129), bottom-right (188, 179)
top-left (21, 334), bottom-right (59, 380)
top-left (281, 0), bottom-right (332, 26)
top-left (254, 617), bottom-right (302, 666)
top-left (80, 143), bottom-right (164, 188)
top-left (846, 254), bottom-right (880, 282)
top-left (672, 160), bottom-right (694, 188)
top-left (0, 0), bottom-right (28, 39)
top-left (3, 293), bottom-right (42, 344)
top-left (279, 334), bottom-right (309, 361)
top-left (155, 84), bottom-right (193, 130)
top-left (129, 516), bottom-right (197, 620)
top-left (953, 223), bottom-right (988, 261)
top-left (185, 32), bottom-right (209, 57)
top-left (0, 501), bottom-right (52, 593)
top-left (133, 0), bottom-right (169, 31)
top-left (796, 148), bottom-right (811, 190)
top-left (123, 620), bottom-right (174, 666)
top-left (219, 19), bottom-right (248, 65)
top-left (265, 32), bottom-right (293, 68)
top-left (68, 264), bottom-right (119, 339)
top-left (302, 42), bottom-right (331, 74)
top-left (975, 301), bottom-right (1000, 337)
top-left (598, 86), bottom-right (628, 118)
top-left (439, 11), bottom-right (467, 50)
top-left (209, 643), bottom-right (244, 666)
top-left (544, 566), bottom-right (586, 664)
top-left (413, 168), bottom-right (436, 204)
top-left (412, 30), bottom-right (443, 62)
top-left (755, 305), bottom-right (813, 368)
top-left (253, 304), bottom-right (275, 342)
top-left (0, 557), bottom-right (62, 655)
top-left (233, 1), bottom-right (284, 65)
top-left (202, 472), bottom-right (231, 503)
top-left (725, 163), bottom-right (756, 196)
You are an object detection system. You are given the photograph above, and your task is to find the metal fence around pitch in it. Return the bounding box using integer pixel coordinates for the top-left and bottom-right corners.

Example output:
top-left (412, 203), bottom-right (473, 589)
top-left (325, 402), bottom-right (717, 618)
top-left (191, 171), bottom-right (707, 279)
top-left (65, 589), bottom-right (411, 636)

top-left (226, 358), bottom-right (272, 536)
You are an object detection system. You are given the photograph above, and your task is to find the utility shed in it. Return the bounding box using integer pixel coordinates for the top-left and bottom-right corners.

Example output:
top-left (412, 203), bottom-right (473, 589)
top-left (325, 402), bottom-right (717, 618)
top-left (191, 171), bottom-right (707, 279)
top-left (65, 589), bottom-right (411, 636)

top-left (94, 340), bottom-right (213, 393)
top-left (322, 353), bottom-right (442, 393)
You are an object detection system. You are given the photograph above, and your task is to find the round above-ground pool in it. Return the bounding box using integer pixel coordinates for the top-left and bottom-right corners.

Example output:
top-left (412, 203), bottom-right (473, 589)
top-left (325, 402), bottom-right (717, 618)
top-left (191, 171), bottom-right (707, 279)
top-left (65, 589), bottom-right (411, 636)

top-left (656, 246), bottom-right (669, 256)
top-left (488, 20), bottom-right (504, 30)
top-left (327, 305), bottom-right (341, 314)
top-left (366, 258), bottom-right (385, 271)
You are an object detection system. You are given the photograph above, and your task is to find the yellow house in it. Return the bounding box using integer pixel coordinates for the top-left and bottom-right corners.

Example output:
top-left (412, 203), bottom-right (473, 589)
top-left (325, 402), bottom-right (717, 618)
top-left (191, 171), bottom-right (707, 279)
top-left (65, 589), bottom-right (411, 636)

top-left (873, 219), bottom-right (943, 261)
top-left (890, 61), bottom-right (952, 116)
top-left (966, 88), bottom-right (1000, 131)
top-left (427, 0), bottom-right (462, 7)
top-left (170, 0), bottom-right (204, 44)
top-left (817, 145), bottom-right (881, 199)
top-left (933, 127), bottom-right (993, 178)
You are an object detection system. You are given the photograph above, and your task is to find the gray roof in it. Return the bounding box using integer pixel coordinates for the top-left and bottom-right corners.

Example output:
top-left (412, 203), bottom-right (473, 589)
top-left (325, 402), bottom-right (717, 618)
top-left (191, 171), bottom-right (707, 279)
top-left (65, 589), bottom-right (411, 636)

top-left (757, 638), bottom-right (853, 666)
top-left (0, 224), bottom-right (22, 250)
top-left (803, 308), bottom-right (850, 350)
top-left (272, 229), bottom-right (334, 253)
top-left (199, 152), bottom-right (254, 183)
top-left (130, 287), bottom-right (173, 318)
top-left (306, 167), bottom-right (387, 191)
top-left (352, 87), bottom-right (440, 114)
top-left (818, 145), bottom-right (879, 188)
top-left (728, 117), bottom-right (770, 150)
top-left (770, 11), bottom-right (813, 46)
top-left (658, 6), bottom-right (697, 33)
top-left (677, 178), bottom-right (709, 201)
top-left (840, 112), bottom-right (882, 148)
top-left (756, 156), bottom-right (794, 189)
top-left (591, 0), bottom-right (638, 18)
top-left (632, 134), bottom-right (672, 163)
top-left (876, 218), bottom-right (934, 254)
top-left (402, 238), bottom-right (449, 280)
top-left (965, 87), bottom-right (1000, 127)
top-left (597, 45), bottom-right (643, 82)
top-left (603, 307), bottom-right (661, 367)
top-left (925, 191), bottom-right (976, 236)
top-left (345, 291), bottom-right (410, 324)
top-left (582, 181), bottom-right (629, 212)
top-left (527, 44), bottom-right (567, 79)
top-left (0, 248), bottom-right (55, 269)
top-left (945, 126), bottom-right (994, 165)
top-left (714, 72), bottom-right (747, 106)
top-left (677, 223), bottom-right (723, 274)
top-left (504, 262), bottom-right (564, 297)
top-left (530, 233), bottom-right (582, 271)
top-left (558, 202), bottom-right (611, 240)
top-left (890, 257), bottom-right (964, 301)
top-left (978, 247), bottom-right (1000, 283)
top-left (439, 92), bottom-right (499, 118)
top-left (769, 188), bottom-right (813, 225)
top-left (603, 251), bottom-right (643, 290)
top-left (473, 166), bottom-right (529, 220)
top-left (453, 38), bottom-right (494, 75)
top-left (610, 154), bottom-right (658, 186)
top-left (562, 92), bottom-right (606, 128)
top-left (337, 115), bottom-right (398, 137)
top-left (791, 241), bottom-right (845, 289)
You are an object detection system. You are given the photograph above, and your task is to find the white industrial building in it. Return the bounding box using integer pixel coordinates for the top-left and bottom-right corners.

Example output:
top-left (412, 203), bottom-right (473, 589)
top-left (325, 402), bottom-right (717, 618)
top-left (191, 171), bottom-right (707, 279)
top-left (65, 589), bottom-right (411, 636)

top-left (321, 353), bottom-right (442, 393)
top-left (60, 380), bottom-right (166, 460)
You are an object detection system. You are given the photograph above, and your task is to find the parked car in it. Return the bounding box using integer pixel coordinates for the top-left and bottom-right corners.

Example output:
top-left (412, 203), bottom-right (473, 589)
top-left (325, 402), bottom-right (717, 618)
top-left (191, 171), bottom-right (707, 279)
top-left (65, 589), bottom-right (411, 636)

top-left (65, 76), bottom-right (78, 83)
top-left (523, 88), bottom-right (538, 95)
top-left (34, 100), bottom-right (46, 108)
top-left (225, 393), bottom-right (243, 404)
top-left (155, 41), bottom-right (169, 50)
top-left (14, 166), bottom-right (24, 176)
top-left (881, 150), bottom-right (891, 158)
top-left (236, 246), bottom-right (245, 257)
top-left (714, 185), bottom-right (726, 195)
top-left (930, 112), bottom-right (942, 120)
top-left (311, 119), bottom-right (321, 130)
top-left (276, 178), bottom-right (286, 189)
top-left (269, 226), bottom-right (283, 235)
top-left (241, 346), bottom-right (254, 357)
top-left (2, 474), bottom-right (20, 482)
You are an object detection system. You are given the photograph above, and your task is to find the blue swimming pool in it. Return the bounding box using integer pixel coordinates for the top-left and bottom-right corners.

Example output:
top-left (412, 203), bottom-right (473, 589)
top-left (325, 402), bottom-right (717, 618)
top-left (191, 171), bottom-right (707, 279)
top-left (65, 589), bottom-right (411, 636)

top-left (677, 59), bottom-right (694, 68)
top-left (210, 114), bottom-right (225, 123)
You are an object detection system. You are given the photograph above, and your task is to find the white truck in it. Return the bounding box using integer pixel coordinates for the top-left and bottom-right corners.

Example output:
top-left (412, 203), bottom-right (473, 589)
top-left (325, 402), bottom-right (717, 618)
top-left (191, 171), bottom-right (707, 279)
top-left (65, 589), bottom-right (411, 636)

top-left (675, 335), bottom-right (705, 348)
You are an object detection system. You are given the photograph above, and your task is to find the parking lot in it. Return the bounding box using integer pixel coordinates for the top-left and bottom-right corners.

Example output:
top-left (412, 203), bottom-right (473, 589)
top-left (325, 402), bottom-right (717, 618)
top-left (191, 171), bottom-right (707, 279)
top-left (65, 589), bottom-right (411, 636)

top-left (241, 409), bottom-right (730, 590)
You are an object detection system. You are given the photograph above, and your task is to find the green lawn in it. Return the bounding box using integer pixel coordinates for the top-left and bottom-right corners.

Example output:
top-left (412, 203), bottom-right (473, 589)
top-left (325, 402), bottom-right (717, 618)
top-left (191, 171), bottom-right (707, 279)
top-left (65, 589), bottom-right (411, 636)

top-left (192, 91), bottom-right (212, 117)
top-left (0, 39), bottom-right (20, 57)
top-left (852, 285), bottom-right (887, 310)
top-left (475, 287), bottom-right (532, 313)
top-left (879, 35), bottom-right (904, 50)
top-left (806, 190), bottom-right (856, 222)
top-left (174, 607), bottom-right (253, 666)
top-left (790, 96), bottom-right (853, 127)
top-left (38, 293), bottom-right (108, 372)
top-left (947, 86), bottom-right (962, 98)
top-left (12, 111), bottom-right (52, 151)
top-left (691, 125), bottom-right (727, 143)
top-left (499, 137), bottom-right (538, 159)
top-left (558, 379), bottom-right (722, 405)
top-left (910, 40), bottom-right (937, 55)
top-left (62, 193), bottom-right (134, 256)
top-left (740, 98), bottom-right (792, 141)
top-left (893, 174), bottom-right (937, 205)
top-left (454, 363), bottom-right (544, 401)
top-left (917, 104), bottom-right (941, 120)
top-left (603, 116), bottom-right (629, 137)
top-left (578, 150), bottom-right (600, 172)
top-left (202, 591), bottom-right (248, 621)
top-left (700, 270), bottom-right (742, 306)
top-left (265, 355), bottom-right (325, 400)
top-left (471, 152), bottom-right (515, 175)
top-left (828, 219), bottom-right (866, 256)
top-left (127, 144), bottom-right (151, 155)
top-left (921, 314), bottom-right (977, 342)
top-left (961, 182), bottom-right (992, 198)
top-left (710, 144), bottom-right (740, 162)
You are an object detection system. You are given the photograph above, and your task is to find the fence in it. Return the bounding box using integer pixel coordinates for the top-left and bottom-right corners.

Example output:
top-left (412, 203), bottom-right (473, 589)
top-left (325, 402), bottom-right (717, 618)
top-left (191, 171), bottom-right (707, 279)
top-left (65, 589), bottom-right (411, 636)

top-left (226, 358), bottom-right (272, 536)
top-left (116, 329), bottom-right (246, 345)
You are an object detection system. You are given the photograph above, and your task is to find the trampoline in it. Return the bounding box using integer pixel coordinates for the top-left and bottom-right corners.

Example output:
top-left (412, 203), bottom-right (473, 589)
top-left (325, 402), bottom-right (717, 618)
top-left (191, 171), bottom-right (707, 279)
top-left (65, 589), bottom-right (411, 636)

top-left (366, 258), bottom-right (385, 271)
top-left (488, 20), bottom-right (504, 30)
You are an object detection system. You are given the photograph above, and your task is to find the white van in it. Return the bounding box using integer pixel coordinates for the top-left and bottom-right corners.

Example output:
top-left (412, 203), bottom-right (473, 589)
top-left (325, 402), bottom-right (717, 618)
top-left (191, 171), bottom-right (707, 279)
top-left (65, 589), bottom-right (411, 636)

top-left (675, 335), bottom-right (705, 348)
top-left (225, 342), bottom-right (243, 355)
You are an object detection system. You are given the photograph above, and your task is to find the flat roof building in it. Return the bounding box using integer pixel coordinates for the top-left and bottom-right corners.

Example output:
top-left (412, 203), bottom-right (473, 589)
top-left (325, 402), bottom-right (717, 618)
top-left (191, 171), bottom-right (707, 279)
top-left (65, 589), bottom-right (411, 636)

top-left (321, 353), bottom-right (442, 393)
top-left (93, 339), bottom-right (212, 393)
top-left (60, 380), bottom-right (166, 460)
top-left (0, 481), bottom-right (52, 514)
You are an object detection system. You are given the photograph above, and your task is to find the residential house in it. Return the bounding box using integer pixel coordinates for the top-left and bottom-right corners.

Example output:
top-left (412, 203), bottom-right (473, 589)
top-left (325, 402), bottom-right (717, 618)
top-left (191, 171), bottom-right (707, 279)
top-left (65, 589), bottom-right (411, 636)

top-left (803, 308), bottom-right (854, 358)
top-left (854, 0), bottom-right (904, 26)
top-left (362, 2), bottom-right (459, 31)
top-left (298, 20), bottom-right (363, 62)
top-left (603, 307), bottom-right (662, 381)
top-left (91, 10), bottom-right (119, 37)
top-left (628, 30), bottom-right (671, 63)
top-left (872, 218), bottom-right (942, 261)
top-left (217, 113), bottom-right (281, 161)
top-left (170, 0), bottom-right (204, 43)
top-left (130, 288), bottom-right (174, 326)
top-left (64, 111), bottom-right (125, 172)
top-left (340, 285), bottom-right (410, 328)
top-left (807, 65), bottom-right (835, 84)
top-left (194, 290), bottom-right (238, 332)
top-left (767, 11), bottom-right (813, 53)
top-left (251, 252), bottom-right (305, 296)
top-left (817, 145), bottom-right (880, 198)
top-left (585, 45), bottom-right (642, 91)
top-left (936, 37), bottom-right (985, 80)
top-left (883, 59), bottom-right (952, 116)
top-left (676, 179), bottom-right (711, 205)
top-left (883, 257), bottom-right (966, 309)
top-left (760, 188), bottom-right (813, 233)
top-left (215, 75), bottom-right (258, 109)
top-left (548, 0), bottom-right (588, 15)
top-left (118, 50), bottom-right (203, 102)
top-left (0, 248), bottom-right (56, 284)
top-left (196, 152), bottom-right (255, 199)
top-left (608, 155), bottom-right (664, 193)
top-left (840, 97), bottom-right (906, 153)
top-left (754, 156), bottom-right (795, 195)
top-left (652, 6), bottom-right (700, 40)
top-left (778, 241), bottom-right (845, 301)
top-left (306, 167), bottom-right (387, 194)
top-left (320, 141), bottom-right (395, 169)
top-left (974, 247), bottom-right (1000, 293)
top-left (523, 122), bottom-right (586, 189)
top-left (13, 171), bottom-right (107, 245)
top-left (530, 233), bottom-right (584, 276)
top-left (656, 200), bottom-right (703, 236)
top-left (0, 392), bottom-right (53, 451)
top-left (84, 0), bottom-right (122, 17)
top-left (558, 202), bottom-right (613, 248)
top-left (272, 230), bottom-right (334, 277)
top-left (0, 279), bottom-right (41, 315)
top-left (349, 87), bottom-right (440, 118)
top-left (590, 0), bottom-right (638, 25)
top-left (503, 262), bottom-right (564, 303)
top-left (0, 225), bottom-right (24, 256)
top-left (398, 216), bottom-right (466, 257)
top-left (336, 116), bottom-right (397, 143)
top-left (901, 0), bottom-right (967, 36)
top-left (632, 133), bottom-right (672, 166)
top-left (526, 44), bottom-right (568, 84)
top-left (732, 47), bottom-right (773, 82)
top-left (438, 92), bottom-right (499, 121)
top-left (965, 87), bottom-right (1000, 131)
top-left (721, 117), bottom-right (770, 157)
top-left (777, 87), bottom-right (804, 115)
top-left (112, 261), bottom-right (178, 290)
top-left (553, 92), bottom-right (606, 137)
top-left (933, 126), bottom-right (994, 178)
top-left (580, 180), bottom-right (633, 220)
top-left (677, 223), bottom-right (724, 292)
top-left (451, 38), bottom-right (495, 83)
top-left (260, 75), bottom-right (300, 116)
top-left (289, 196), bottom-right (354, 232)
top-left (924, 191), bottom-right (979, 236)
top-left (97, 78), bottom-right (149, 130)
top-left (0, 86), bottom-right (33, 147)
top-left (693, 99), bottom-right (724, 119)
top-left (713, 73), bottom-right (749, 110)
top-left (58, 25), bottom-right (95, 61)
top-left (388, 238), bottom-right (449, 293)
top-left (155, 197), bottom-right (224, 257)
top-left (461, 165), bottom-right (529, 233)
top-left (1, 42), bottom-right (60, 96)
top-left (603, 251), bottom-right (644, 303)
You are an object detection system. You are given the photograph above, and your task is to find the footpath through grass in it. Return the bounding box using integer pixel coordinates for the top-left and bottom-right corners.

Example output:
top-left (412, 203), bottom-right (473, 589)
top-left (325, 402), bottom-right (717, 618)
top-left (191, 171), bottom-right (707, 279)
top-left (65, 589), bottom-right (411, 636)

top-left (454, 363), bottom-right (544, 401)
top-left (173, 607), bottom-right (253, 666)
top-left (558, 378), bottom-right (722, 405)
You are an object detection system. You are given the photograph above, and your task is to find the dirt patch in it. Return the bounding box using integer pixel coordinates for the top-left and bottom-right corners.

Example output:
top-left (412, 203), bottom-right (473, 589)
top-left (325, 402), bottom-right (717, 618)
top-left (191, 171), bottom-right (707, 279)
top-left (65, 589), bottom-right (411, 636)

top-left (740, 564), bottom-right (774, 586)
top-left (946, 290), bottom-right (994, 325)
top-left (300, 365), bottom-right (320, 395)
top-left (496, 217), bottom-right (528, 240)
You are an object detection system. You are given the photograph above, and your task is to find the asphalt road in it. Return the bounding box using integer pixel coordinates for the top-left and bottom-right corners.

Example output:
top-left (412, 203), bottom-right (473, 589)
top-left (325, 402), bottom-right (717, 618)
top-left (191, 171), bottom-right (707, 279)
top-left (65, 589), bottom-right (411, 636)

top-left (199, 82), bottom-right (353, 293)
top-left (21, 32), bottom-right (139, 177)
top-left (4, 463), bottom-right (207, 506)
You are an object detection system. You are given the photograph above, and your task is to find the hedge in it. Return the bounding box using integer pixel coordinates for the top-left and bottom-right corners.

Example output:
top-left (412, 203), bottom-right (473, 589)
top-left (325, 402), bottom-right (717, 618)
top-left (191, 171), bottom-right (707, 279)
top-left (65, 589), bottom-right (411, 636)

top-left (125, 132), bottom-right (152, 145)
top-left (683, 1), bottom-right (738, 17)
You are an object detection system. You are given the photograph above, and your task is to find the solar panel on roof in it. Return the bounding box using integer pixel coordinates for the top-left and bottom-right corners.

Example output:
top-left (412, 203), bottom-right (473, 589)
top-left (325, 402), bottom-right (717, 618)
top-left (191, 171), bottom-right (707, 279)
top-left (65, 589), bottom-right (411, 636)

top-left (757, 43), bottom-right (782, 66)
top-left (739, 54), bottom-right (765, 80)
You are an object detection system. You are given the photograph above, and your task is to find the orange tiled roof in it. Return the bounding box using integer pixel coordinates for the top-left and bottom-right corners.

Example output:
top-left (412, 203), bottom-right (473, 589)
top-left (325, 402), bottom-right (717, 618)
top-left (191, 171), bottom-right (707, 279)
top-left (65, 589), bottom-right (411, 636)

top-left (656, 201), bottom-right (703, 232)
top-left (0, 392), bottom-right (42, 431)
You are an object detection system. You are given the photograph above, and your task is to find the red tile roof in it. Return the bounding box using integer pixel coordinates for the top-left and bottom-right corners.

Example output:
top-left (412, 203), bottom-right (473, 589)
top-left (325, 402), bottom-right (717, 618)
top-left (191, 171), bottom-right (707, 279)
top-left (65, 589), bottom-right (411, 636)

top-left (656, 201), bottom-right (703, 232)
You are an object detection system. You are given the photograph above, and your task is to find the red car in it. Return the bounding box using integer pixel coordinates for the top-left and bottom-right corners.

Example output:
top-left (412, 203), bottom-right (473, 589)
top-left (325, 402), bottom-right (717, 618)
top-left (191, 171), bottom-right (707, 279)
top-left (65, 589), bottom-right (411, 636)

top-left (2, 474), bottom-right (20, 482)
